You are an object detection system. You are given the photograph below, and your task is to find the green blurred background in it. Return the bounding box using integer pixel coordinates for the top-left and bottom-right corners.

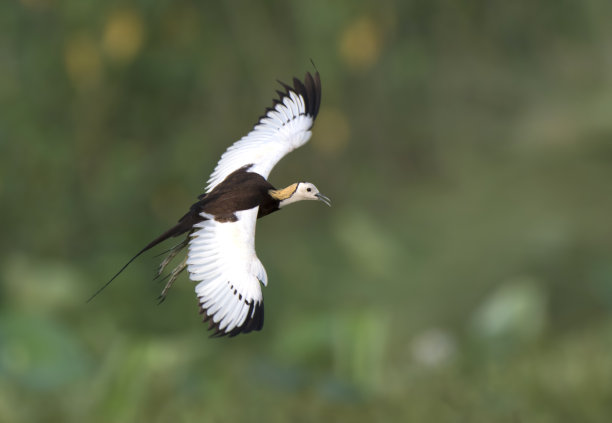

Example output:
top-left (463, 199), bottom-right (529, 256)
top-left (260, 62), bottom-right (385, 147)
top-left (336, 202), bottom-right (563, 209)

top-left (2, 0), bottom-right (612, 421)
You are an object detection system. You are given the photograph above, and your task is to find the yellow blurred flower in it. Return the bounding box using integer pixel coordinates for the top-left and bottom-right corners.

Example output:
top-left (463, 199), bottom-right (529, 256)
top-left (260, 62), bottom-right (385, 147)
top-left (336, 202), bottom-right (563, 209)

top-left (339, 17), bottom-right (382, 70)
top-left (312, 107), bottom-right (350, 156)
top-left (64, 33), bottom-right (102, 90)
top-left (102, 8), bottom-right (145, 65)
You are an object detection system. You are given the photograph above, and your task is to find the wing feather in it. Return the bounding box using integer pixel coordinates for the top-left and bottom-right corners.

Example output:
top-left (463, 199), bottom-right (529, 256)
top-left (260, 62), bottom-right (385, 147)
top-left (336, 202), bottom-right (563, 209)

top-left (205, 72), bottom-right (321, 192)
top-left (187, 208), bottom-right (266, 336)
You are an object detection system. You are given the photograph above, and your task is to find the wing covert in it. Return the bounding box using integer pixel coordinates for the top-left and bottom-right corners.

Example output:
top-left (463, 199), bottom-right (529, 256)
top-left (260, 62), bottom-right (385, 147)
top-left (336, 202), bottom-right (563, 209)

top-left (205, 72), bottom-right (321, 193)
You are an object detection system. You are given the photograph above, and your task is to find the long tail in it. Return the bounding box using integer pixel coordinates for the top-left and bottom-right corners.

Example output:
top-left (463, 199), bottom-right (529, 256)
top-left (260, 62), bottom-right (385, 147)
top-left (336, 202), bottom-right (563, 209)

top-left (86, 220), bottom-right (195, 303)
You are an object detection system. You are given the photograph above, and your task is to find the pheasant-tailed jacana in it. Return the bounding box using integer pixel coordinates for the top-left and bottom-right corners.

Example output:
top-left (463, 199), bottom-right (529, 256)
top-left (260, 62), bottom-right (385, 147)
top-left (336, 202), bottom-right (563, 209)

top-left (89, 71), bottom-right (330, 337)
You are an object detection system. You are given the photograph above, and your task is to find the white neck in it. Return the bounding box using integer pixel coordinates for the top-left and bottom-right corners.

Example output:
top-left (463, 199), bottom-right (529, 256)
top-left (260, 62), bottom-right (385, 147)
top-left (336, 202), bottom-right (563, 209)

top-left (279, 196), bottom-right (302, 208)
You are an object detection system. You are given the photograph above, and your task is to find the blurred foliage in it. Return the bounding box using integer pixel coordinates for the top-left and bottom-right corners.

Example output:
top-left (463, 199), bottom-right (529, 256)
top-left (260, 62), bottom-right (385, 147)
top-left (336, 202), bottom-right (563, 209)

top-left (2, 0), bottom-right (612, 421)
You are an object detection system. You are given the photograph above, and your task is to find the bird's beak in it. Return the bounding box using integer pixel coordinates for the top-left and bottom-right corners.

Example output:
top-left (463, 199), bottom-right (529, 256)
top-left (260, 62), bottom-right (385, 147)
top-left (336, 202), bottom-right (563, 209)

top-left (315, 193), bottom-right (332, 207)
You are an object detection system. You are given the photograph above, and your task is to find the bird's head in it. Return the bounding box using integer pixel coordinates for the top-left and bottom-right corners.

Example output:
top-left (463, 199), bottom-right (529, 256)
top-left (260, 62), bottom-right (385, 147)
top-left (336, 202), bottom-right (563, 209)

top-left (270, 182), bottom-right (331, 208)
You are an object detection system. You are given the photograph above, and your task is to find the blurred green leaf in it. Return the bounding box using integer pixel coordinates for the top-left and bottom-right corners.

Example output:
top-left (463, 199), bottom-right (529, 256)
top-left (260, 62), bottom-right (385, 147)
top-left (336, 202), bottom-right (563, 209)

top-left (470, 277), bottom-right (548, 347)
top-left (0, 313), bottom-right (90, 391)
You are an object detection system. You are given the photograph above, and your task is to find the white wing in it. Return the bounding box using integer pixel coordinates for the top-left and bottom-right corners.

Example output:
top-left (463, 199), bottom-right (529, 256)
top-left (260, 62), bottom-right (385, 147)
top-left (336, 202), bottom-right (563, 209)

top-left (186, 207), bottom-right (268, 336)
top-left (205, 72), bottom-right (321, 192)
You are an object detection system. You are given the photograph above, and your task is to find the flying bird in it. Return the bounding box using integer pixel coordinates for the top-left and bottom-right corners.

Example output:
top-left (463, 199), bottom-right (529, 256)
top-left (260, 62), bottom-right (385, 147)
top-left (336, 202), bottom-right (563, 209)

top-left (89, 71), bottom-right (330, 337)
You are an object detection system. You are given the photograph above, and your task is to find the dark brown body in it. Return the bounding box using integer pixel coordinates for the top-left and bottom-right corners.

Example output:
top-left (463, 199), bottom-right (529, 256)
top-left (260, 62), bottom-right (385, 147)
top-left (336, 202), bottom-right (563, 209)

top-left (176, 164), bottom-right (281, 230)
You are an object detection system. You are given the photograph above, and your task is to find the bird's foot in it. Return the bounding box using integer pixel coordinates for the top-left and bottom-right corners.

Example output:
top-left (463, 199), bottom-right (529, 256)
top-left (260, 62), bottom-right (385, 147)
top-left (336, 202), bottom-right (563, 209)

top-left (157, 238), bottom-right (189, 277)
top-left (157, 256), bottom-right (187, 304)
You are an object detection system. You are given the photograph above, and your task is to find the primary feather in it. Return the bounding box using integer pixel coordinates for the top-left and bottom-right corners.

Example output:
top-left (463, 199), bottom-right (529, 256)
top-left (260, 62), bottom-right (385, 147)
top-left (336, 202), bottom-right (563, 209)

top-left (205, 73), bottom-right (321, 192)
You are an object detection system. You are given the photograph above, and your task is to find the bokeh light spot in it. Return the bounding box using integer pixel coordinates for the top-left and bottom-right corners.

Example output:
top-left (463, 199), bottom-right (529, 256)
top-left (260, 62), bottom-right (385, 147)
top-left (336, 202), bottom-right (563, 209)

top-left (102, 8), bottom-right (145, 65)
top-left (312, 107), bottom-right (350, 156)
top-left (339, 17), bottom-right (382, 70)
top-left (64, 33), bottom-right (102, 90)
top-left (471, 277), bottom-right (548, 346)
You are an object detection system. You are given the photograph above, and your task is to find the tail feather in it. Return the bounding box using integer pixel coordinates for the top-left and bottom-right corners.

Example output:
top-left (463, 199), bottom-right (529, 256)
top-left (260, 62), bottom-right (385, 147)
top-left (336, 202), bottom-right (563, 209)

top-left (86, 218), bottom-right (197, 303)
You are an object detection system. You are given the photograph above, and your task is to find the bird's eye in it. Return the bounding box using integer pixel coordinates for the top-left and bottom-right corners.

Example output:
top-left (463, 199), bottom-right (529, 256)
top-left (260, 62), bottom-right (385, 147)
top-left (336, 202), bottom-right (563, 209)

top-left (306, 187), bottom-right (312, 192)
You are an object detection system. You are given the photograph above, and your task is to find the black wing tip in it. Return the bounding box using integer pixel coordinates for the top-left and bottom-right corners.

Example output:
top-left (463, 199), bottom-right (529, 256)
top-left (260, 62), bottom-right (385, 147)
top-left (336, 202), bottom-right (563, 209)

top-left (199, 300), bottom-right (264, 338)
top-left (258, 69), bottom-right (322, 124)
top-left (301, 70), bottom-right (321, 119)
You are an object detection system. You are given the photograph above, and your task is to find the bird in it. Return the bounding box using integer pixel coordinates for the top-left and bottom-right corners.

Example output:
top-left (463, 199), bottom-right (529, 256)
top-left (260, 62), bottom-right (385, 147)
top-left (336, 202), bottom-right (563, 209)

top-left (88, 70), bottom-right (330, 337)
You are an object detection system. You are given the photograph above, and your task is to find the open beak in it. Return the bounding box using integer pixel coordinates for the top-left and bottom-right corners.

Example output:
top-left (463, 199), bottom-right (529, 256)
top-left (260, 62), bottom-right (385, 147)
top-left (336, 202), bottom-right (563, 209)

top-left (315, 193), bottom-right (332, 207)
